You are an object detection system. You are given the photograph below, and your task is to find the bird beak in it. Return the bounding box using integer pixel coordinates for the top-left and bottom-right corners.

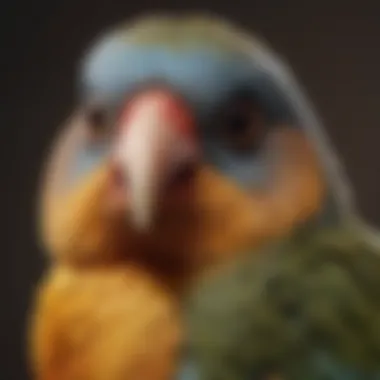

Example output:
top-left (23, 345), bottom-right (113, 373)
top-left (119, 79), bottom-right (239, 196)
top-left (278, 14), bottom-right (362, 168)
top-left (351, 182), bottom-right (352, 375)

top-left (112, 89), bottom-right (198, 231)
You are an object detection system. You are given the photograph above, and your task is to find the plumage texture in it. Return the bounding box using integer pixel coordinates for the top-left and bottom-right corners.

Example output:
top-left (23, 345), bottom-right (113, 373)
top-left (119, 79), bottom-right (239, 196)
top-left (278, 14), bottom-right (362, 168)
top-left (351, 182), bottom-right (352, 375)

top-left (185, 222), bottom-right (380, 380)
top-left (29, 265), bottom-right (182, 380)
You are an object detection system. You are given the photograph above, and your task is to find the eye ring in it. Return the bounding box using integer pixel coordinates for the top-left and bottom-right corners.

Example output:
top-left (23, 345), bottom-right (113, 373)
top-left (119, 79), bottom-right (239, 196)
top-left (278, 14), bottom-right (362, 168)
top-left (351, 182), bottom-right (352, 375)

top-left (221, 98), bottom-right (266, 154)
top-left (85, 106), bottom-right (108, 133)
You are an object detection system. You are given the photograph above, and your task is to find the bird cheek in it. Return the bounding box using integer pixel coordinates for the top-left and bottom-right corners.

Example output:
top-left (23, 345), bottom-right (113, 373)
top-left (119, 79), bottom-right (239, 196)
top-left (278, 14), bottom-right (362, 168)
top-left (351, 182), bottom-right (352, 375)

top-left (39, 164), bottom-right (126, 263)
top-left (66, 145), bottom-right (110, 191)
top-left (264, 127), bottom-right (326, 224)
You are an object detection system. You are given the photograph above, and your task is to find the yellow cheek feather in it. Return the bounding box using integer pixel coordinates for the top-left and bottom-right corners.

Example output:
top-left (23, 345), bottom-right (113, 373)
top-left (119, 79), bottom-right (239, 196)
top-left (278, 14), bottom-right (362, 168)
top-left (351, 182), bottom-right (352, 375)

top-left (39, 164), bottom-right (126, 264)
top-left (166, 127), bottom-right (325, 272)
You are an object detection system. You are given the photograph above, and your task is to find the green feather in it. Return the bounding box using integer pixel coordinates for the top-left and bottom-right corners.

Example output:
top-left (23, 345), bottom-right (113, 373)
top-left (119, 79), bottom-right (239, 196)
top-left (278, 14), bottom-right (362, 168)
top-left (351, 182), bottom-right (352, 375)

top-left (184, 223), bottom-right (380, 379)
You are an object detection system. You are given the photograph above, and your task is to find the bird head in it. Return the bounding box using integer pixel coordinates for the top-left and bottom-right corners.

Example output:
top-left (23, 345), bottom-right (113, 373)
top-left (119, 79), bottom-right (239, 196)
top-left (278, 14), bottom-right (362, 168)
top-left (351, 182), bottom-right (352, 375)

top-left (38, 14), bottom-right (354, 273)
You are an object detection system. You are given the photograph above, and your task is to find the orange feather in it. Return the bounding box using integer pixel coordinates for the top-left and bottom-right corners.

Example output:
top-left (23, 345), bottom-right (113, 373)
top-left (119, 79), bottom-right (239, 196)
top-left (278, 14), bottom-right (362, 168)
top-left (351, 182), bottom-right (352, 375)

top-left (29, 265), bottom-right (182, 380)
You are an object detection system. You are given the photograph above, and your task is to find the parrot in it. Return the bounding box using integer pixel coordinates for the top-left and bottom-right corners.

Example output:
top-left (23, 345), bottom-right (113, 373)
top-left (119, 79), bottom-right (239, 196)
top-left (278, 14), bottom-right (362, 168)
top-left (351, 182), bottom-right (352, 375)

top-left (28, 12), bottom-right (380, 380)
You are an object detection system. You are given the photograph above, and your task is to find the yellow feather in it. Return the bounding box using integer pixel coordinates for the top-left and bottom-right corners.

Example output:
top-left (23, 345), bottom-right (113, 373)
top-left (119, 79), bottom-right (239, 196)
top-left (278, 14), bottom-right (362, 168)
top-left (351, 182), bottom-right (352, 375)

top-left (29, 265), bottom-right (182, 380)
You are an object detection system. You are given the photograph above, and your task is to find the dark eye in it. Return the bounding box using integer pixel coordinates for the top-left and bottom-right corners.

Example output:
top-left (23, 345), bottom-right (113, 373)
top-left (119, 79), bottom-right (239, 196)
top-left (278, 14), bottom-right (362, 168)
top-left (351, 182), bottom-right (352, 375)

top-left (222, 99), bottom-right (266, 154)
top-left (85, 106), bottom-right (109, 135)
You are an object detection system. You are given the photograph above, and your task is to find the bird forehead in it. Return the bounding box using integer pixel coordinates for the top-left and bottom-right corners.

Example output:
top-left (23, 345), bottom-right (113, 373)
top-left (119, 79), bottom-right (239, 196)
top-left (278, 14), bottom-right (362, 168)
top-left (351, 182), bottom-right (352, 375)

top-left (81, 36), bottom-right (257, 114)
top-left (114, 14), bottom-right (256, 53)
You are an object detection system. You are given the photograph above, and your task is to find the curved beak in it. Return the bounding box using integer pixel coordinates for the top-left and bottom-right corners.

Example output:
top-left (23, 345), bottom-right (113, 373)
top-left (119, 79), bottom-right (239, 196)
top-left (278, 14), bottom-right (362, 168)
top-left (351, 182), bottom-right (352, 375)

top-left (112, 89), bottom-right (198, 231)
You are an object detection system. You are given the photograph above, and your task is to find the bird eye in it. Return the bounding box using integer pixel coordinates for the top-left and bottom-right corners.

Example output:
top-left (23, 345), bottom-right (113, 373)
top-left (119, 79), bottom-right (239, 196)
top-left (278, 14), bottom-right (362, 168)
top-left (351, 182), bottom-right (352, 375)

top-left (85, 106), bottom-right (109, 136)
top-left (221, 98), bottom-right (266, 154)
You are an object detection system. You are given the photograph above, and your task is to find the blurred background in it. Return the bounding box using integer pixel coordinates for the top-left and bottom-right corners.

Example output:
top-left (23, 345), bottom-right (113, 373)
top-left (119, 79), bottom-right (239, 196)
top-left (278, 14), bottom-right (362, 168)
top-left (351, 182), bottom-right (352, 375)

top-left (2, 0), bottom-right (380, 378)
